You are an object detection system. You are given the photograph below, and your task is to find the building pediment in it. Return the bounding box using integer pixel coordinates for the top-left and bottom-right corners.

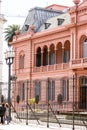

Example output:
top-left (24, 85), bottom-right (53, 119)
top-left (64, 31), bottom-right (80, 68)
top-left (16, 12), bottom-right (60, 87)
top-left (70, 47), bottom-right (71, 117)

top-left (69, 0), bottom-right (87, 24)
top-left (78, 0), bottom-right (87, 23)
top-left (69, 0), bottom-right (87, 14)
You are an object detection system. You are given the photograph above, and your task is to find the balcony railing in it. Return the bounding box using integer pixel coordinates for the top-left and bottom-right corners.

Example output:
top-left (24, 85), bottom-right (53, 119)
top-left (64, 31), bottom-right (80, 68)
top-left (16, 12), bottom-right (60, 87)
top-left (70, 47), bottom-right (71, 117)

top-left (33, 57), bottom-right (87, 73)
top-left (71, 58), bottom-right (87, 69)
top-left (16, 58), bottom-right (87, 74)
top-left (33, 63), bottom-right (70, 73)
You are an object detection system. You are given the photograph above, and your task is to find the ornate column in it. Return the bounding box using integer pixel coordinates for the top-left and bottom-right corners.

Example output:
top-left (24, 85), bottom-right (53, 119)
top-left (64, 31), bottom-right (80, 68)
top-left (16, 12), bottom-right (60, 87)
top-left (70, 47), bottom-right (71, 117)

top-left (41, 50), bottom-right (43, 66)
top-left (55, 49), bottom-right (57, 64)
top-left (73, 0), bottom-right (80, 59)
top-left (48, 49), bottom-right (50, 65)
top-left (62, 46), bottom-right (64, 63)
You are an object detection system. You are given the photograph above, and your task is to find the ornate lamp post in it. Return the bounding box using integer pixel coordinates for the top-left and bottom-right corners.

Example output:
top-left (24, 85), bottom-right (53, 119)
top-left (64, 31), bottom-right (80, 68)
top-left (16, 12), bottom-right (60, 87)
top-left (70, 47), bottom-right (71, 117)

top-left (5, 49), bottom-right (15, 121)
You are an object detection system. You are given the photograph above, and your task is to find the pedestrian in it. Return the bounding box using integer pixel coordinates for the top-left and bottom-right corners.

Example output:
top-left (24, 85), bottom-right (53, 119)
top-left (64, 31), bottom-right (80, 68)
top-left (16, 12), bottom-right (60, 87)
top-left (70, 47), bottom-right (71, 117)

top-left (0, 103), bottom-right (6, 124)
top-left (5, 103), bottom-right (10, 124)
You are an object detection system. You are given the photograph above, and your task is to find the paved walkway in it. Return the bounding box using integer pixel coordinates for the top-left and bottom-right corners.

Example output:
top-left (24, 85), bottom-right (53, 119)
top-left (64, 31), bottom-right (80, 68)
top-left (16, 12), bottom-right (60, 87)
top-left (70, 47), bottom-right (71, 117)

top-left (0, 122), bottom-right (86, 130)
top-left (0, 123), bottom-right (70, 130)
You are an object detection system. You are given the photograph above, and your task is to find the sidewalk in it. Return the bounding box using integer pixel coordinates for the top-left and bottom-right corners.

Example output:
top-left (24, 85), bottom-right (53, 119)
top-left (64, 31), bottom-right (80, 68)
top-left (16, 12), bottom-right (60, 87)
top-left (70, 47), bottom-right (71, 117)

top-left (0, 123), bottom-right (73, 130)
top-left (0, 122), bottom-right (86, 130)
top-left (0, 117), bottom-right (86, 130)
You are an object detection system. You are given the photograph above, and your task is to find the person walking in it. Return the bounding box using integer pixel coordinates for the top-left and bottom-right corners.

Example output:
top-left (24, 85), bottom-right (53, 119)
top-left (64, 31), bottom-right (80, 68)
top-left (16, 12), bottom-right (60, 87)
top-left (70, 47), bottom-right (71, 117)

top-left (5, 103), bottom-right (10, 124)
top-left (0, 103), bottom-right (6, 124)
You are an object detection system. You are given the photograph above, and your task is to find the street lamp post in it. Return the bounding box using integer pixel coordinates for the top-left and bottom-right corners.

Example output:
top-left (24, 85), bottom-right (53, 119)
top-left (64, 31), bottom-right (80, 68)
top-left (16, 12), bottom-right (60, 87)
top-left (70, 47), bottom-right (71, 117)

top-left (72, 75), bottom-right (75, 130)
top-left (47, 78), bottom-right (50, 128)
top-left (5, 49), bottom-right (15, 121)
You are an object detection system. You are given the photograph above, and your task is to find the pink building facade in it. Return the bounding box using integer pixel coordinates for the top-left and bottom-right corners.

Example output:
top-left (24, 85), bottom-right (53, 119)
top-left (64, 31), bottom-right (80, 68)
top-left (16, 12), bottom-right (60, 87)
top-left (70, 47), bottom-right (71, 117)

top-left (11, 0), bottom-right (87, 111)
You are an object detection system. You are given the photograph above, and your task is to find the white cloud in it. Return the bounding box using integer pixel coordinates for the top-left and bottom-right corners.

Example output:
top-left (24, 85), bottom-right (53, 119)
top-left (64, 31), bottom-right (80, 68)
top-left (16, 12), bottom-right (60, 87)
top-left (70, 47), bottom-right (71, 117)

top-left (2, 0), bottom-right (75, 16)
top-left (1, 0), bottom-right (77, 28)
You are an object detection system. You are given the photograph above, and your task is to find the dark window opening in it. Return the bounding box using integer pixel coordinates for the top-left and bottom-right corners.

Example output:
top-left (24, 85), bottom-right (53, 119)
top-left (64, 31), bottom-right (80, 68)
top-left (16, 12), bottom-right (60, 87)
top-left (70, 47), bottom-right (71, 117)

top-left (20, 82), bottom-right (25, 101)
top-left (24, 25), bottom-right (29, 31)
top-left (57, 18), bottom-right (65, 25)
top-left (36, 47), bottom-right (41, 67)
top-left (62, 79), bottom-right (69, 101)
top-left (48, 80), bottom-right (55, 101)
top-left (34, 81), bottom-right (41, 100)
top-left (44, 23), bottom-right (51, 29)
top-left (63, 50), bottom-right (70, 63)
top-left (83, 38), bottom-right (87, 58)
top-left (43, 47), bottom-right (48, 66)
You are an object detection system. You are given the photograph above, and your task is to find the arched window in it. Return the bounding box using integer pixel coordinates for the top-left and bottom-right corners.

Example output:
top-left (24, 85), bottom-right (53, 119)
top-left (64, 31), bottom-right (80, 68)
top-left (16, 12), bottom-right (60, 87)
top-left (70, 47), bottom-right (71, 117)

top-left (49, 44), bottom-right (55, 65)
top-left (83, 38), bottom-right (87, 58)
top-left (43, 46), bottom-right (48, 66)
top-left (19, 53), bottom-right (25, 69)
top-left (36, 47), bottom-right (41, 67)
top-left (48, 80), bottom-right (55, 101)
top-left (56, 42), bottom-right (62, 63)
top-left (63, 41), bottom-right (70, 63)
top-left (19, 55), bottom-right (22, 69)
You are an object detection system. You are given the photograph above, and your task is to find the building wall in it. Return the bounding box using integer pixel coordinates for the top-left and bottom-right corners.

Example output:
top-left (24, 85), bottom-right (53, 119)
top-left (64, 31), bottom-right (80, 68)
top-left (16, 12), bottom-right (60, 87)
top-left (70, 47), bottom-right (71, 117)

top-left (11, 1), bottom-right (87, 111)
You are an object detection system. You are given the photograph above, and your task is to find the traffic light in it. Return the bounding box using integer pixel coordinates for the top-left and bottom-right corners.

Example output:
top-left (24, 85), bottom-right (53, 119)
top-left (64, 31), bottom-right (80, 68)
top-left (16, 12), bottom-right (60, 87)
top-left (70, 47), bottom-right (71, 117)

top-left (35, 95), bottom-right (39, 104)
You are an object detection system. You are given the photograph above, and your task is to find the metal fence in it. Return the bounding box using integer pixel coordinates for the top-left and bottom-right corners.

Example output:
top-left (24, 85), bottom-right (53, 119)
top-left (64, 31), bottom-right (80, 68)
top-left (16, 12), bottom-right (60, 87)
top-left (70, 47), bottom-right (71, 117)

top-left (0, 78), bottom-right (87, 130)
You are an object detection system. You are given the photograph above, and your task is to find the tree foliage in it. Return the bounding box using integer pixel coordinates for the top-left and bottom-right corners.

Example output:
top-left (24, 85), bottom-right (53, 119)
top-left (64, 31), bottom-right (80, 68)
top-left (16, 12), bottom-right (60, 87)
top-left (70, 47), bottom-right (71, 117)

top-left (4, 24), bottom-right (20, 46)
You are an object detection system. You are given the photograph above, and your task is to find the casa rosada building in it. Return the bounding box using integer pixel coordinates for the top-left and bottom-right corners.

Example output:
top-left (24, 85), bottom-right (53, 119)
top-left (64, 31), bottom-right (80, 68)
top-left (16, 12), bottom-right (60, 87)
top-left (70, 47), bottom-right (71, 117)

top-left (11, 0), bottom-right (87, 112)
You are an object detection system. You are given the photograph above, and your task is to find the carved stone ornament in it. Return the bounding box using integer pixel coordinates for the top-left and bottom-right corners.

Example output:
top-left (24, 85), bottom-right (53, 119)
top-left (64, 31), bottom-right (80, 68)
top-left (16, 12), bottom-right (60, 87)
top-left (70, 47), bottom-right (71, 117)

top-left (73, 0), bottom-right (80, 5)
top-left (15, 30), bottom-right (20, 35)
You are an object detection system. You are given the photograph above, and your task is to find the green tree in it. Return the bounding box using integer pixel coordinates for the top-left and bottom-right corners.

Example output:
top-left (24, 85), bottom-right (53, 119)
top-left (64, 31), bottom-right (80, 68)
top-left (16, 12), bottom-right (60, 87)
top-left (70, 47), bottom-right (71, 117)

top-left (4, 24), bottom-right (20, 46)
